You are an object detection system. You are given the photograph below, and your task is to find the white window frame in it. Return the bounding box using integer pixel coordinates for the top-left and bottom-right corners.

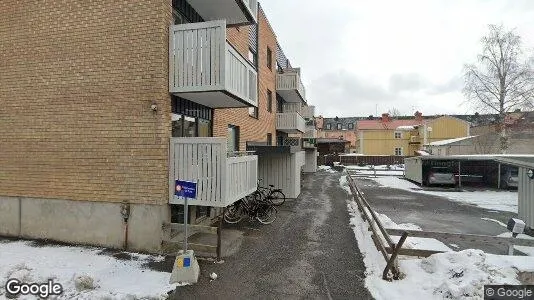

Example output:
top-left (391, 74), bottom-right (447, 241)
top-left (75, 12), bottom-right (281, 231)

top-left (394, 147), bottom-right (403, 156)
top-left (394, 131), bottom-right (402, 139)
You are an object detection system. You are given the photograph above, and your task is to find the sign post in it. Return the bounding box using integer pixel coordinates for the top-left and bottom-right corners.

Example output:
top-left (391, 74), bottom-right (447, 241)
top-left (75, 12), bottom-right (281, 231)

top-left (169, 180), bottom-right (200, 284)
top-left (175, 180), bottom-right (197, 251)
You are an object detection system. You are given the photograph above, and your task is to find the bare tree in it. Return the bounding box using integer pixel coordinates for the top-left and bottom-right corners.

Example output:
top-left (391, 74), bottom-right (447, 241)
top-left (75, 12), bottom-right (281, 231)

top-left (387, 107), bottom-right (401, 117)
top-left (464, 24), bottom-right (534, 153)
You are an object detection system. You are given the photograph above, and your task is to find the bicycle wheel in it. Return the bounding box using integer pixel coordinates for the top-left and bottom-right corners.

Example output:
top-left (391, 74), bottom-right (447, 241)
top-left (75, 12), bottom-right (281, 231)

top-left (223, 203), bottom-right (244, 224)
top-left (268, 190), bottom-right (286, 206)
top-left (256, 205), bottom-right (277, 224)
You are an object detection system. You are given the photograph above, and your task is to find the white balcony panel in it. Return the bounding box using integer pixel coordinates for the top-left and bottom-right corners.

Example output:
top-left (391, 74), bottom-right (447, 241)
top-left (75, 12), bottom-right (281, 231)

top-left (169, 21), bottom-right (258, 108)
top-left (277, 70), bottom-right (306, 103)
top-left (169, 137), bottom-right (258, 207)
top-left (187, 0), bottom-right (257, 25)
top-left (303, 128), bottom-right (317, 138)
top-left (276, 112), bottom-right (306, 133)
top-left (302, 105), bottom-right (315, 119)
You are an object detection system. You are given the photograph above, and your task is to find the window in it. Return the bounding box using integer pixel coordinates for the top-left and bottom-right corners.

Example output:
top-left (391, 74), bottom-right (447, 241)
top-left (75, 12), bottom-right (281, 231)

top-left (267, 90), bottom-right (272, 112)
top-left (277, 96), bottom-right (284, 113)
top-left (171, 114), bottom-right (212, 138)
top-left (325, 123), bottom-right (331, 130)
top-left (394, 147), bottom-right (403, 156)
top-left (267, 133), bottom-right (272, 146)
top-left (348, 123), bottom-right (354, 130)
top-left (394, 131), bottom-right (402, 139)
top-left (228, 125), bottom-right (240, 153)
top-left (248, 48), bottom-right (257, 67)
top-left (267, 47), bottom-right (272, 70)
top-left (248, 107), bottom-right (258, 119)
top-left (337, 123), bottom-right (342, 130)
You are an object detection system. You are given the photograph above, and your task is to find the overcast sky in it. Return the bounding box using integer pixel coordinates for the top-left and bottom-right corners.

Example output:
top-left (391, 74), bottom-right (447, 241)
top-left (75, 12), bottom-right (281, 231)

top-left (260, 0), bottom-right (534, 118)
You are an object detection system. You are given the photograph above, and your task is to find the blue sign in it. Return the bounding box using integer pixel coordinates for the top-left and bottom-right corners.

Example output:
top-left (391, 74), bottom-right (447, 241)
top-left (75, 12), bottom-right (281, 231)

top-left (175, 180), bottom-right (197, 199)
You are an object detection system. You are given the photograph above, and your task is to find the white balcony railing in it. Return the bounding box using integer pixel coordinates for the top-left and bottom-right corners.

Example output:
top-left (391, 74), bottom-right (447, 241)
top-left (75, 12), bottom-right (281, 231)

top-left (301, 105), bottom-right (315, 119)
top-left (282, 103), bottom-right (303, 114)
top-left (277, 69), bottom-right (306, 103)
top-left (186, 0), bottom-right (257, 25)
top-left (303, 128), bottom-right (317, 138)
top-left (169, 137), bottom-right (258, 207)
top-left (276, 112), bottom-right (306, 133)
top-left (169, 20), bottom-right (258, 108)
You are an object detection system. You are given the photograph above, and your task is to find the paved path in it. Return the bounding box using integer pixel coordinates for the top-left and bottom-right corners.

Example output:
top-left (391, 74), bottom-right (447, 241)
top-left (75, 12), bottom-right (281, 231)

top-left (171, 171), bottom-right (372, 300)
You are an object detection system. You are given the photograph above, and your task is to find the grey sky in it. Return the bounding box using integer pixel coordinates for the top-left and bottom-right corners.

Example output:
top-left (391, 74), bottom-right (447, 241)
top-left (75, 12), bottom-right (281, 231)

top-left (260, 0), bottom-right (534, 117)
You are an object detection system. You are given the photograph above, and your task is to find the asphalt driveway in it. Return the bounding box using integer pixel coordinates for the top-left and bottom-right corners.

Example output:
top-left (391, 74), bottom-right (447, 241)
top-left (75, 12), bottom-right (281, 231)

top-left (351, 175), bottom-right (517, 254)
top-left (170, 171), bottom-right (372, 300)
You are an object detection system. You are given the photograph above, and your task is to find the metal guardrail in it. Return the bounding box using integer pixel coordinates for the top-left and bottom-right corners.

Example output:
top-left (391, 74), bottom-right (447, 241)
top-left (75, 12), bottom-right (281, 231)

top-left (346, 173), bottom-right (408, 280)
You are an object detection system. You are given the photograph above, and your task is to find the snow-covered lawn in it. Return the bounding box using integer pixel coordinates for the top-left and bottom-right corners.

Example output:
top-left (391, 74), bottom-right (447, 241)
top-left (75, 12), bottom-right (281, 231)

top-left (0, 240), bottom-right (179, 299)
top-left (345, 165), bottom-right (405, 176)
top-left (347, 200), bottom-right (534, 299)
top-left (373, 176), bottom-right (518, 213)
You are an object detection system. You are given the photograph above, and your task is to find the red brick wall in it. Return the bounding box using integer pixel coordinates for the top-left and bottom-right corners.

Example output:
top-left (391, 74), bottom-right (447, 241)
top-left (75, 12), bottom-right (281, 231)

top-left (0, 1), bottom-right (173, 205)
top-left (214, 10), bottom-right (277, 150)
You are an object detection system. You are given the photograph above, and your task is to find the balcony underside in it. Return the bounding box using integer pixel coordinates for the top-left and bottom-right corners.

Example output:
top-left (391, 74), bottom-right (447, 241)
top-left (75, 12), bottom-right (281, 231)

top-left (247, 145), bottom-right (301, 154)
top-left (276, 128), bottom-right (303, 134)
top-left (277, 89), bottom-right (304, 103)
top-left (187, 0), bottom-right (256, 25)
top-left (172, 90), bottom-right (254, 108)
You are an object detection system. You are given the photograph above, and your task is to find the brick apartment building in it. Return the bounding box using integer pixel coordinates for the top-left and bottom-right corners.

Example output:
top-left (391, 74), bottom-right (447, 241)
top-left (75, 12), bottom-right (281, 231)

top-left (0, 0), bottom-right (317, 252)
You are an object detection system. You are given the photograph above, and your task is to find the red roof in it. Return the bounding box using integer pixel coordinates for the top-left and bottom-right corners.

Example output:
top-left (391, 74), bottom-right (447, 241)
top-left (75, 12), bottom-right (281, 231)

top-left (357, 119), bottom-right (423, 130)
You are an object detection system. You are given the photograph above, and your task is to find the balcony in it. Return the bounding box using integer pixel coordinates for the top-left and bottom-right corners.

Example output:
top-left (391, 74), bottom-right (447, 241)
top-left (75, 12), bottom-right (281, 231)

top-left (186, 0), bottom-right (258, 26)
top-left (277, 68), bottom-right (306, 103)
top-left (276, 112), bottom-right (306, 133)
top-left (301, 105), bottom-right (315, 119)
top-left (169, 138), bottom-right (258, 207)
top-left (302, 139), bottom-right (316, 149)
top-left (169, 20), bottom-right (258, 108)
top-left (303, 128), bottom-right (317, 138)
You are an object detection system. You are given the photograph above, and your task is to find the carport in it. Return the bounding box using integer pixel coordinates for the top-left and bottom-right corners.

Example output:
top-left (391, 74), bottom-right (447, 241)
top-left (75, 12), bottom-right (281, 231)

top-left (495, 157), bottom-right (534, 230)
top-left (405, 155), bottom-right (534, 188)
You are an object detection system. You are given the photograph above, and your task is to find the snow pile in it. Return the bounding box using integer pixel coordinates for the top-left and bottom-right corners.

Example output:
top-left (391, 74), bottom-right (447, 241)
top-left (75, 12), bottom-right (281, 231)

top-left (318, 165), bottom-right (337, 173)
top-left (339, 175), bottom-right (352, 195)
top-left (373, 176), bottom-right (518, 213)
top-left (347, 200), bottom-right (534, 300)
top-left (0, 240), bottom-right (179, 299)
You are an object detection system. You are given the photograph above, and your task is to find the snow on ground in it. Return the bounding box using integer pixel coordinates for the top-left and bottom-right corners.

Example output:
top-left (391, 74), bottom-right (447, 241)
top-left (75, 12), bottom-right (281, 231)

top-left (481, 217), bottom-right (507, 228)
top-left (374, 211), bottom-right (452, 252)
top-left (346, 165), bottom-right (405, 176)
top-left (339, 175), bottom-right (352, 195)
top-left (372, 176), bottom-right (518, 213)
top-left (347, 200), bottom-right (534, 300)
top-left (318, 165), bottom-right (337, 173)
top-left (497, 232), bottom-right (534, 256)
top-left (0, 240), bottom-right (180, 299)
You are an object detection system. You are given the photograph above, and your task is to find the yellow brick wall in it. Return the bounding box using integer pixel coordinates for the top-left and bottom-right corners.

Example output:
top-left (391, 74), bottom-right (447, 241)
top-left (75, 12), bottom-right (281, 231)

top-left (0, 1), bottom-right (173, 205)
top-left (213, 9), bottom-right (277, 150)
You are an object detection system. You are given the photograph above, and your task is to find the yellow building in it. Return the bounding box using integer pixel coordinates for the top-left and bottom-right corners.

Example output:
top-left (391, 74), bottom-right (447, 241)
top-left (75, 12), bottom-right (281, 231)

top-left (357, 113), bottom-right (470, 156)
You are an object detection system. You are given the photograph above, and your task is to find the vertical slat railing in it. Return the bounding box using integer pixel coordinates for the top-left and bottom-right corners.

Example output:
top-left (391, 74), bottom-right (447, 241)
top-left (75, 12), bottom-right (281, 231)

top-left (226, 155), bottom-right (258, 205)
top-left (169, 138), bottom-right (226, 207)
top-left (169, 21), bottom-right (226, 93)
top-left (283, 103), bottom-right (303, 114)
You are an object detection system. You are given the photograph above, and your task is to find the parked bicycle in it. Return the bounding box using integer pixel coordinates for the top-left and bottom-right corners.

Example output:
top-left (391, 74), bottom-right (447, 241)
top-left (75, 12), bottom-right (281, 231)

top-left (255, 179), bottom-right (286, 206)
top-left (223, 193), bottom-right (277, 225)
